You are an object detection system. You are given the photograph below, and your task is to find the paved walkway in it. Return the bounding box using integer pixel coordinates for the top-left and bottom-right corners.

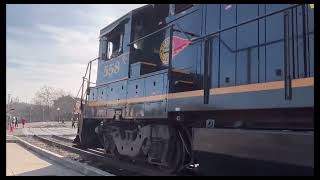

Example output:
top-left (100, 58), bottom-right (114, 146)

top-left (6, 143), bottom-right (83, 176)
top-left (7, 121), bottom-right (77, 138)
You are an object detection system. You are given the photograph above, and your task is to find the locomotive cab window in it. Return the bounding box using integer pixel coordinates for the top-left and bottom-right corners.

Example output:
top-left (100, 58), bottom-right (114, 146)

top-left (107, 32), bottom-right (123, 60)
top-left (130, 5), bottom-right (170, 67)
top-left (102, 24), bottom-right (124, 60)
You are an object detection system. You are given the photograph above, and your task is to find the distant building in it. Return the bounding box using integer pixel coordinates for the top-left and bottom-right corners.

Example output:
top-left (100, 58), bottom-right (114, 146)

top-left (53, 95), bottom-right (79, 121)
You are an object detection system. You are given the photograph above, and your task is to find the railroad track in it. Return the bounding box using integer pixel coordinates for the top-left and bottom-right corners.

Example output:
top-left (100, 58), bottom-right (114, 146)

top-left (51, 135), bottom-right (74, 143)
top-left (31, 134), bottom-right (188, 176)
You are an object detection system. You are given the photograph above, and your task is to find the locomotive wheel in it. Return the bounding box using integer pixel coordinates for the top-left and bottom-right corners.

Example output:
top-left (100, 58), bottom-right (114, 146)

top-left (101, 134), bottom-right (119, 157)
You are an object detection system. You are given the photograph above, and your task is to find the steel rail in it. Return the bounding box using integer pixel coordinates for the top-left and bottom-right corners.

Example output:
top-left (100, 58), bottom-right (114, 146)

top-left (51, 135), bottom-right (74, 143)
top-left (32, 135), bottom-right (176, 176)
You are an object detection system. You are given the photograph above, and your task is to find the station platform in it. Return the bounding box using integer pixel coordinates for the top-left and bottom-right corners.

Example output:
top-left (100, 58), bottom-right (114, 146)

top-left (6, 143), bottom-right (83, 176)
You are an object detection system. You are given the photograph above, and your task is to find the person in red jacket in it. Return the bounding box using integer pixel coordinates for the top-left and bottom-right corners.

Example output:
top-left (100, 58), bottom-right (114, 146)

top-left (21, 117), bottom-right (26, 128)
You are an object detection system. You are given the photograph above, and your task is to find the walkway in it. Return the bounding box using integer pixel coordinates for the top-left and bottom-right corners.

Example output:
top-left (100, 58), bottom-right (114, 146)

top-left (6, 143), bottom-right (83, 176)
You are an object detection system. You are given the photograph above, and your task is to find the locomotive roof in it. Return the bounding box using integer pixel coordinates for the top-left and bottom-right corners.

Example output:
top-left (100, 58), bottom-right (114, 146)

top-left (99, 4), bottom-right (152, 37)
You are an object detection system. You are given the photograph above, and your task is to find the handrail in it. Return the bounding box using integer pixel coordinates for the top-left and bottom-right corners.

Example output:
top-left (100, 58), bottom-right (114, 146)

top-left (283, 11), bottom-right (292, 100)
top-left (168, 26), bottom-right (174, 92)
top-left (128, 24), bottom-right (174, 46)
top-left (191, 4), bottom-right (302, 44)
top-left (173, 23), bottom-right (200, 41)
top-left (82, 78), bottom-right (96, 84)
top-left (78, 57), bottom-right (99, 112)
top-left (127, 4), bottom-right (302, 51)
top-left (83, 57), bottom-right (99, 78)
top-left (86, 61), bottom-right (92, 102)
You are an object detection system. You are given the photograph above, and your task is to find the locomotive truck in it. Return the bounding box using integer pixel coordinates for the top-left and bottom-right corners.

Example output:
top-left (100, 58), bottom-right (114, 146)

top-left (75, 4), bottom-right (314, 175)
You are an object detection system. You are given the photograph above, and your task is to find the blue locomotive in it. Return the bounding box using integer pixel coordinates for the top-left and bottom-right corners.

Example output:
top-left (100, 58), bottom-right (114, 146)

top-left (75, 4), bottom-right (314, 175)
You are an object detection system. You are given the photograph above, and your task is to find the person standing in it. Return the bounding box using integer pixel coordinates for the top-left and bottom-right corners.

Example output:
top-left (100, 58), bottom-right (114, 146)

top-left (9, 120), bottom-right (14, 133)
top-left (11, 117), bottom-right (15, 128)
top-left (21, 117), bottom-right (26, 128)
top-left (76, 117), bottom-right (79, 128)
top-left (15, 117), bottom-right (19, 128)
top-left (14, 117), bottom-right (19, 128)
top-left (71, 117), bottom-right (76, 128)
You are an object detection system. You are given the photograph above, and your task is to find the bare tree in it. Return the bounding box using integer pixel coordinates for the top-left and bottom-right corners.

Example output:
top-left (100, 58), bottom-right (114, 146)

top-left (33, 85), bottom-right (67, 121)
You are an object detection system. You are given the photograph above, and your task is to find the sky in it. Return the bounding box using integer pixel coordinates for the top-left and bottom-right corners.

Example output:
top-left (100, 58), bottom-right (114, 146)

top-left (6, 4), bottom-right (146, 103)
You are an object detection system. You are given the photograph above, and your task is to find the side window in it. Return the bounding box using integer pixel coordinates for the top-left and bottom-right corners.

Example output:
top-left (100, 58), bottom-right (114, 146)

top-left (107, 33), bottom-right (124, 60)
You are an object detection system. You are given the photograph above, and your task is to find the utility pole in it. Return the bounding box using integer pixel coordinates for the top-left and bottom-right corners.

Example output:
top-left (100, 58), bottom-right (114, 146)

top-left (42, 108), bottom-right (45, 122)
top-left (7, 94), bottom-right (11, 129)
top-left (29, 106), bottom-right (32, 123)
top-left (57, 107), bottom-right (60, 122)
top-left (7, 94), bottom-right (12, 121)
top-left (26, 97), bottom-right (31, 123)
top-left (7, 94), bottom-right (11, 112)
